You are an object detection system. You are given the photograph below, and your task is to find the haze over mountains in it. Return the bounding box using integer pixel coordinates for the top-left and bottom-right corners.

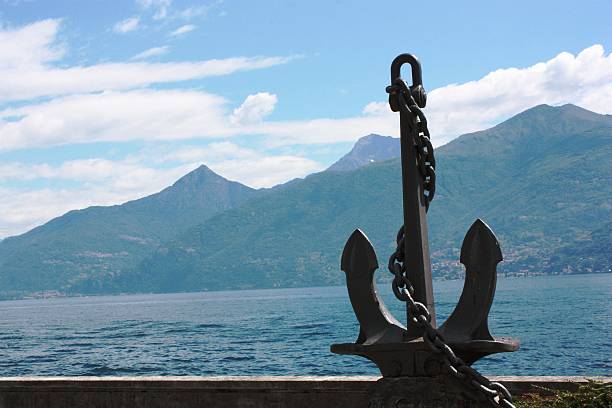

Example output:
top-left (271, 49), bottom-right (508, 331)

top-left (0, 104), bottom-right (610, 298)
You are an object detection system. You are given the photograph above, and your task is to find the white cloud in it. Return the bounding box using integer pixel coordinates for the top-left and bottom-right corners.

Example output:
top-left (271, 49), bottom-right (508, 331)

top-left (258, 44), bottom-right (612, 147)
top-left (0, 143), bottom-right (323, 191)
top-left (0, 19), bottom-right (65, 69)
top-left (250, 116), bottom-right (398, 147)
top-left (156, 141), bottom-right (256, 163)
top-left (154, 142), bottom-right (324, 188)
top-left (3, 23), bottom-right (612, 239)
top-left (0, 158), bottom-right (153, 182)
top-left (0, 187), bottom-right (92, 238)
top-left (362, 101), bottom-right (388, 116)
top-left (0, 20), bottom-right (295, 103)
top-left (210, 155), bottom-right (323, 189)
top-left (136, 0), bottom-right (166, 7)
top-left (174, 5), bottom-right (211, 20)
top-left (230, 92), bottom-right (278, 125)
top-left (131, 45), bottom-right (170, 60)
top-left (0, 87), bottom-right (383, 152)
top-left (2, 45), bottom-right (612, 153)
top-left (137, 0), bottom-right (216, 22)
top-left (0, 55), bottom-right (293, 103)
top-left (0, 89), bottom-right (231, 151)
top-left (113, 16), bottom-right (140, 34)
top-left (137, 0), bottom-right (172, 20)
top-left (169, 24), bottom-right (196, 37)
top-left (416, 44), bottom-right (612, 146)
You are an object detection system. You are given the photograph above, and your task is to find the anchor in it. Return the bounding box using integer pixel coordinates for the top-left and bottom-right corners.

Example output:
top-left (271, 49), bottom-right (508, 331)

top-left (331, 54), bottom-right (519, 405)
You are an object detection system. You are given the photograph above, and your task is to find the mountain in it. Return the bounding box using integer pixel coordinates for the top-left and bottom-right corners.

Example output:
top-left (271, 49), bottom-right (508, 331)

top-left (1, 104), bottom-right (610, 297)
top-left (0, 165), bottom-right (257, 297)
top-left (0, 132), bottom-right (398, 299)
top-left (327, 134), bottom-right (400, 172)
top-left (127, 104), bottom-right (612, 293)
top-left (548, 221), bottom-right (612, 274)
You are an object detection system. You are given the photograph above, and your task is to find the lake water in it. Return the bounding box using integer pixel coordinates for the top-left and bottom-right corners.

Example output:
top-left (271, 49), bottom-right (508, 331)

top-left (0, 274), bottom-right (610, 377)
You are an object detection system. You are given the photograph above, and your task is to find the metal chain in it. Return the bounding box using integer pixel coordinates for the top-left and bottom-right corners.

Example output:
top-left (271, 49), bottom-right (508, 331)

top-left (386, 80), bottom-right (516, 408)
top-left (386, 78), bottom-right (436, 210)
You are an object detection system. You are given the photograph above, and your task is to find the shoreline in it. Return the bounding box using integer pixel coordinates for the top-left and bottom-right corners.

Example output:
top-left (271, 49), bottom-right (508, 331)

top-left (1, 271), bottom-right (610, 303)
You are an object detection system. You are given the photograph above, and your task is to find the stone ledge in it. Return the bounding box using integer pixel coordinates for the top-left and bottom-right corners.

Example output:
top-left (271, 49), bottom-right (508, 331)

top-left (0, 376), bottom-right (608, 408)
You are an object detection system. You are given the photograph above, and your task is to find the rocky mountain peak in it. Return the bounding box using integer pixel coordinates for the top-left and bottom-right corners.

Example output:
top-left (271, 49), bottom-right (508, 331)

top-left (327, 134), bottom-right (400, 172)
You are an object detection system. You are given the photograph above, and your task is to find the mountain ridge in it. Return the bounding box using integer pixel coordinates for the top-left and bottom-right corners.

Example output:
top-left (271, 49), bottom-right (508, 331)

top-left (1, 103), bottom-right (610, 298)
top-left (0, 165), bottom-right (257, 296)
top-left (327, 134), bottom-right (399, 172)
top-left (125, 103), bottom-right (611, 293)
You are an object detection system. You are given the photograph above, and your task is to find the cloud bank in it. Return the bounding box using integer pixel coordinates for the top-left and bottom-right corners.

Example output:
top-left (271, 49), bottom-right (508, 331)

top-left (1, 17), bottom-right (612, 238)
top-left (0, 19), bottom-right (294, 103)
top-left (1, 21), bottom-right (610, 152)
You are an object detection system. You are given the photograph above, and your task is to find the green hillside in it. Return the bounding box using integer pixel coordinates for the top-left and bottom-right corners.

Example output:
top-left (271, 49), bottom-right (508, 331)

top-left (0, 165), bottom-right (256, 297)
top-left (1, 104), bottom-right (609, 297)
top-left (130, 104), bottom-right (612, 292)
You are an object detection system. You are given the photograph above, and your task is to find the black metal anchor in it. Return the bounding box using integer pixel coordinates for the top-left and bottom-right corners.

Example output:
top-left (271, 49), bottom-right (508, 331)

top-left (331, 54), bottom-right (519, 380)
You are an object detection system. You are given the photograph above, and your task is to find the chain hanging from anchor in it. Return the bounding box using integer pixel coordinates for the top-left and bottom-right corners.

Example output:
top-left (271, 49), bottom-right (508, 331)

top-left (387, 77), bottom-right (436, 211)
top-left (386, 79), bottom-right (516, 408)
top-left (385, 77), bottom-right (435, 303)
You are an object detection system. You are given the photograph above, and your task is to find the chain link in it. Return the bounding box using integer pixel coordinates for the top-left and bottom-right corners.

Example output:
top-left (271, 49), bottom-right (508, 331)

top-left (386, 79), bottom-right (436, 210)
top-left (386, 80), bottom-right (515, 408)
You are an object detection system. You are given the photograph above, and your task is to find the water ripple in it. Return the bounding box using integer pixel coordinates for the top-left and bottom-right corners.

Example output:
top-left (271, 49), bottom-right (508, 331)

top-left (0, 274), bottom-right (610, 376)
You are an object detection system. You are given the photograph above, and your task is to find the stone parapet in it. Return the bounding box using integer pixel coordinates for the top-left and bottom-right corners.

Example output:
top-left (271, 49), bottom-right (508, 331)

top-left (0, 376), bottom-right (608, 408)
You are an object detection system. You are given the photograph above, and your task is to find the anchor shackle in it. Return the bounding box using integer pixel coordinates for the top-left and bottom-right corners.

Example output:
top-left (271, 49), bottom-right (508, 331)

top-left (388, 53), bottom-right (427, 110)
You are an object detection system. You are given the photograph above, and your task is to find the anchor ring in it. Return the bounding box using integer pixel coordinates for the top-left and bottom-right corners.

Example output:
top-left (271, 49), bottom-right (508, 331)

top-left (390, 53), bottom-right (427, 108)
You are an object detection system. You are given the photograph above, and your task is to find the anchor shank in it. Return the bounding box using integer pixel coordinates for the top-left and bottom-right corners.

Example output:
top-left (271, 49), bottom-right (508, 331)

top-left (399, 109), bottom-right (436, 334)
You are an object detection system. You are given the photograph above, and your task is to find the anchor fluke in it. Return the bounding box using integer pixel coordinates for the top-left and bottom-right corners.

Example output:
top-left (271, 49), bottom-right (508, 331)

top-left (460, 219), bottom-right (502, 267)
top-left (439, 219), bottom-right (519, 363)
top-left (440, 219), bottom-right (500, 342)
top-left (340, 229), bottom-right (405, 345)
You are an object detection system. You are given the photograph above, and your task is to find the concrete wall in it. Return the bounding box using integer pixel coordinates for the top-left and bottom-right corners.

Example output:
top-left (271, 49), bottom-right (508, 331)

top-left (0, 376), bottom-right (608, 408)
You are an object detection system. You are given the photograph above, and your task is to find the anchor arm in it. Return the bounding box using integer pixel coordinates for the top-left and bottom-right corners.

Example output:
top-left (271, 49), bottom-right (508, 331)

top-left (341, 229), bottom-right (405, 345)
top-left (439, 219), bottom-right (501, 342)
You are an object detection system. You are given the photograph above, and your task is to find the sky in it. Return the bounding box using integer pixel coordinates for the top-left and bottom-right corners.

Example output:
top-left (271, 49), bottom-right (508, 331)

top-left (0, 0), bottom-right (611, 238)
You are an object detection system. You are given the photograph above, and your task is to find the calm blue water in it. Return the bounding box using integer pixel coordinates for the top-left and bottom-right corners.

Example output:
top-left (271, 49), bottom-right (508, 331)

top-left (0, 274), bottom-right (610, 377)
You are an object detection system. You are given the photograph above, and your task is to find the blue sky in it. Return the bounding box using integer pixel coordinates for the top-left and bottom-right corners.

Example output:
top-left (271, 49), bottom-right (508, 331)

top-left (0, 0), bottom-right (611, 238)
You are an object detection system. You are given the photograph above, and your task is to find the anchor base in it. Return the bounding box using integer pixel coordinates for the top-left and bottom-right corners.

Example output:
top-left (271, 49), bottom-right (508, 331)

top-left (331, 337), bottom-right (518, 378)
top-left (369, 375), bottom-right (496, 408)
